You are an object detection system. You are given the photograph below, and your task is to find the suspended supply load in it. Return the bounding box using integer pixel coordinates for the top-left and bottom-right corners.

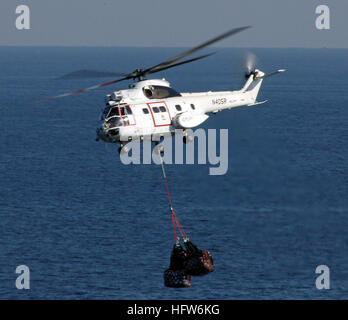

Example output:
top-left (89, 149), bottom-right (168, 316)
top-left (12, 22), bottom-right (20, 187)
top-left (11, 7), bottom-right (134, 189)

top-left (164, 242), bottom-right (191, 288)
top-left (159, 155), bottom-right (215, 288)
top-left (183, 238), bottom-right (215, 276)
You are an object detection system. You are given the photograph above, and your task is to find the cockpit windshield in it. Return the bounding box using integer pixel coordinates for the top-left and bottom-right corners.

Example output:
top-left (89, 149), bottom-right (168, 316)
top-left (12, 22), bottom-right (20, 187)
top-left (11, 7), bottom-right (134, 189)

top-left (102, 106), bottom-right (111, 119)
top-left (102, 104), bottom-right (132, 130)
top-left (108, 106), bottom-right (120, 118)
top-left (101, 105), bottom-right (120, 120)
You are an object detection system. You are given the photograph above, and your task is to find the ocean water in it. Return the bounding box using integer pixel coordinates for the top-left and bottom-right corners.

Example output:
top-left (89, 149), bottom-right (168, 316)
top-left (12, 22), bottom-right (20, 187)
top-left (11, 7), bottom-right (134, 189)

top-left (0, 47), bottom-right (347, 299)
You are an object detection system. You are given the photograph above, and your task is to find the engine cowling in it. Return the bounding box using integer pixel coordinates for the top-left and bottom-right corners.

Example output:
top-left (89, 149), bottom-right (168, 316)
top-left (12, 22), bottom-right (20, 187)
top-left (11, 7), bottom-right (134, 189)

top-left (172, 112), bottom-right (209, 129)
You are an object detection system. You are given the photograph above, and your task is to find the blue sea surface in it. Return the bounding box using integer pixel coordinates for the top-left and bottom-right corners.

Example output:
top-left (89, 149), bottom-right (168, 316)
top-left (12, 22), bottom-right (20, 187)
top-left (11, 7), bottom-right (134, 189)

top-left (0, 47), bottom-right (347, 299)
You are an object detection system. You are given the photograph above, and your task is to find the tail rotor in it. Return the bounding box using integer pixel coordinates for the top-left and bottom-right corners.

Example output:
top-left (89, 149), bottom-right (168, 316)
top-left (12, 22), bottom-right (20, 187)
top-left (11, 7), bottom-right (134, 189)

top-left (244, 51), bottom-right (259, 79)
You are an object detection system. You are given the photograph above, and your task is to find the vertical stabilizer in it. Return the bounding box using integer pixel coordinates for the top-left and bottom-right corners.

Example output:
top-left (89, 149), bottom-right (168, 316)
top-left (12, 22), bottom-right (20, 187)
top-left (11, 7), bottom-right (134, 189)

top-left (241, 69), bottom-right (265, 101)
top-left (241, 69), bottom-right (285, 101)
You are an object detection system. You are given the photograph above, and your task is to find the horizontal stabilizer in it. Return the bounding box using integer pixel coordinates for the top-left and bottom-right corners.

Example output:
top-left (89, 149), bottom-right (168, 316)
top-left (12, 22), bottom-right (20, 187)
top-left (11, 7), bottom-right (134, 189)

top-left (247, 100), bottom-right (268, 106)
top-left (255, 69), bottom-right (286, 80)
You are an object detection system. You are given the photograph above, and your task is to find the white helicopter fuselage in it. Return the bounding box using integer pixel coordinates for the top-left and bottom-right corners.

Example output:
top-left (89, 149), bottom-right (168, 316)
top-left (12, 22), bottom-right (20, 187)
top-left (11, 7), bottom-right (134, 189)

top-left (96, 69), bottom-right (274, 144)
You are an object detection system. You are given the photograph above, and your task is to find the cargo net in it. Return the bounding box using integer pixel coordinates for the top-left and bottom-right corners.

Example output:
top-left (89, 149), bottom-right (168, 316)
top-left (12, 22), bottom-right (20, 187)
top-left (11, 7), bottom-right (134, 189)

top-left (164, 223), bottom-right (215, 288)
top-left (159, 157), bottom-right (214, 288)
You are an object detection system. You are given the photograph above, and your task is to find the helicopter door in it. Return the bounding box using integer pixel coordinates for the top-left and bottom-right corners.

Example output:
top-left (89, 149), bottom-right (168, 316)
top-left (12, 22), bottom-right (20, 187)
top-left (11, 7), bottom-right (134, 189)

top-left (120, 105), bottom-right (136, 126)
top-left (148, 102), bottom-right (171, 127)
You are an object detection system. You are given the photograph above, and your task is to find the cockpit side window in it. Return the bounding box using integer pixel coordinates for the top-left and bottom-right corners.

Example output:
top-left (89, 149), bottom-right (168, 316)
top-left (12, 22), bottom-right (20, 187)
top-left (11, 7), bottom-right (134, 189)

top-left (103, 106), bottom-right (111, 119)
top-left (125, 105), bottom-right (132, 114)
top-left (108, 107), bottom-right (120, 118)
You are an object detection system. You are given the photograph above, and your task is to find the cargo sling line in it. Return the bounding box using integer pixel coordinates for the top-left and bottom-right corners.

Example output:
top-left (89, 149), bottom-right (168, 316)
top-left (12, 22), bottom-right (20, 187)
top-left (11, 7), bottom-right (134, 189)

top-left (159, 156), bottom-right (187, 242)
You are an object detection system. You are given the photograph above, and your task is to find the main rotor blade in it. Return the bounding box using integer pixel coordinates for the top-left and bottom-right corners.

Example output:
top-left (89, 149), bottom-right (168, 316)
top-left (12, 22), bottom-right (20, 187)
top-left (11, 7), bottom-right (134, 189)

top-left (147, 53), bottom-right (215, 75)
top-left (142, 26), bottom-right (251, 76)
top-left (57, 70), bottom-right (129, 80)
top-left (40, 26), bottom-right (251, 102)
top-left (38, 76), bottom-right (130, 102)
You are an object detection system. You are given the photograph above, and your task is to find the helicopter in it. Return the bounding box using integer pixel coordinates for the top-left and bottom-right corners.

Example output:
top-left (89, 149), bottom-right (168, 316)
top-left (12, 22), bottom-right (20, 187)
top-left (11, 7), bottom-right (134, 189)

top-left (42, 26), bottom-right (285, 153)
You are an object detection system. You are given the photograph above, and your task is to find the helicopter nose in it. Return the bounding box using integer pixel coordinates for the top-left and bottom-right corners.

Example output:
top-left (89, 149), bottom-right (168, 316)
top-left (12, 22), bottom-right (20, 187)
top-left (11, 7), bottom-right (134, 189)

top-left (96, 126), bottom-right (120, 143)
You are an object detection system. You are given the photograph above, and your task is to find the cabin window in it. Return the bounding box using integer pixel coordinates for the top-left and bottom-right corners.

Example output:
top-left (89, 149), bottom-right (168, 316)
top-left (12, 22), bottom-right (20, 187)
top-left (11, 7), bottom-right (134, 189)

top-left (153, 107), bottom-right (160, 113)
top-left (143, 108), bottom-right (149, 114)
top-left (190, 104), bottom-right (195, 110)
top-left (175, 105), bottom-right (182, 111)
top-left (159, 106), bottom-right (166, 112)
